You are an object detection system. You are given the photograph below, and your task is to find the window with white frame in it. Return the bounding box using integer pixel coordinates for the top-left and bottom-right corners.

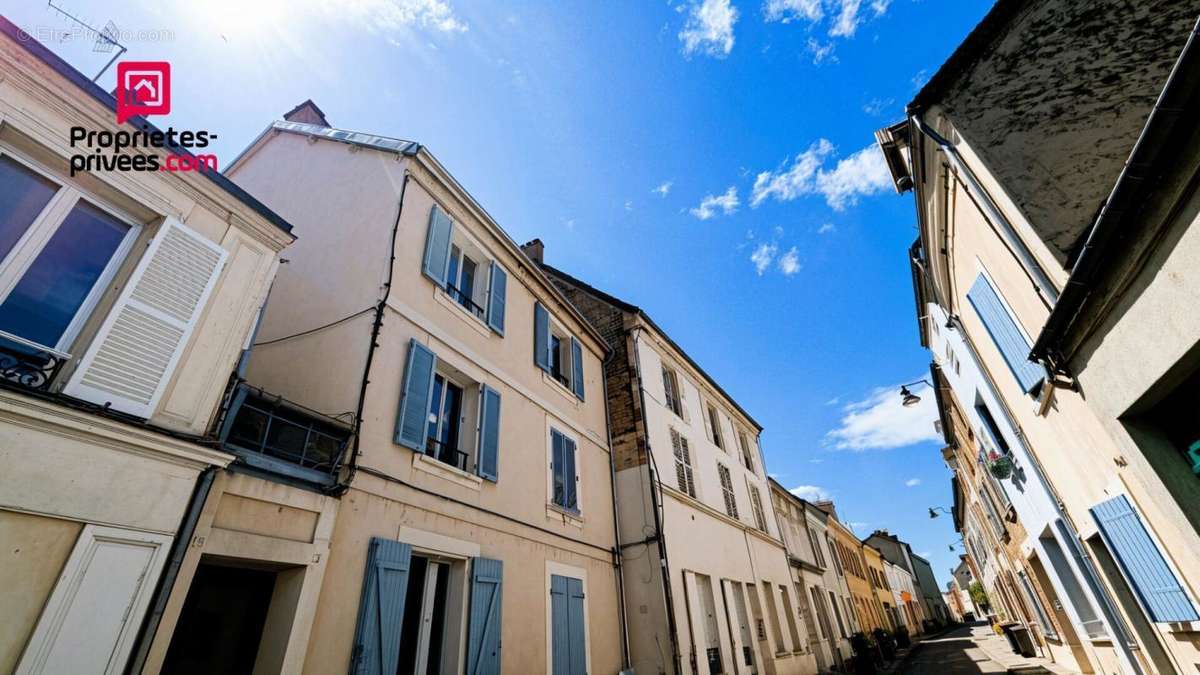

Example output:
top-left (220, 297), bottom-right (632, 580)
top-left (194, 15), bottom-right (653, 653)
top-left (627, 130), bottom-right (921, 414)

top-left (748, 482), bottom-right (767, 532)
top-left (737, 430), bottom-right (756, 474)
top-left (533, 302), bottom-right (585, 401)
top-left (422, 204), bottom-right (507, 335)
top-left (807, 527), bottom-right (826, 568)
top-left (550, 427), bottom-right (580, 512)
top-left (425, 363), bottom-right (480, 473)
top-left (662, 366), bottom-right (682, 417)
top-left (670, 427), bottom-right (695, 498)
top-left (717, 462), bottom-right (738, 518)
top-left (0, 151), bottom-right (139, 356)
top-left (707, 403), bottom-right (724, 450)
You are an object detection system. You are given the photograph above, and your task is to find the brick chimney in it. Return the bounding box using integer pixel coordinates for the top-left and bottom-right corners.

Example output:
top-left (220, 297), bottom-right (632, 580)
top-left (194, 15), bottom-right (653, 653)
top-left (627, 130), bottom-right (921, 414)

top-left (521, 239), bottom-right (544, 264)
top-left (814, 500), bottom-right (839, 520)
top-left (283, 99), bottom-right (329, 127)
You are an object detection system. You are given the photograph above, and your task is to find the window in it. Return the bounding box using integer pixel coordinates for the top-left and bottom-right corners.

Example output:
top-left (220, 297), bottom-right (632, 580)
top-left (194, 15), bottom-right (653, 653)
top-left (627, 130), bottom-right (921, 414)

top-left (827, 536), bottom-right (844, 576)
top-left (738, 430), bottom-right (756, 473)
top-left (534, 302), bottom-right (585, 401)
top-left (662, 366), bottom-right (682, 416)
top-left (780, 585), bottom-right (802, 652)
top-left (395, 339), bottom-right (501, 481)
top-left (707, 404), bottom-right (724, 449)
top-left (830, 592), bottom-right (848, 637)
top-left (0, 152), bottom-right (138, 353)
top-left (1016, 571), bottom-right (1057, 639)
top-left (221, 384), bottom-right (350, 483)
top-left (717, 463), bottom-right (738, 518)
top-left (1138, 362), bottom-right (1200, 477)
top-left (966, 273), bottom-right (1044, 394)
top-left (551, 428), bottom-right (579, 512)
top-left (670, 428), bottom-right (696, 497)
top-left (748, 483), bottom-right (767, 532)
top-left (422, 204), bottom-right (507, 334)
top-left (807, 528), bottom-right (826, 568)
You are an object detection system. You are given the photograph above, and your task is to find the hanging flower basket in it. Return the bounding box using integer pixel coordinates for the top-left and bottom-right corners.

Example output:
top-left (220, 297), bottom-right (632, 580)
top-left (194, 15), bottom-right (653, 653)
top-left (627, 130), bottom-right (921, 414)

top-left (987, 451), bottom-right (1014, 480)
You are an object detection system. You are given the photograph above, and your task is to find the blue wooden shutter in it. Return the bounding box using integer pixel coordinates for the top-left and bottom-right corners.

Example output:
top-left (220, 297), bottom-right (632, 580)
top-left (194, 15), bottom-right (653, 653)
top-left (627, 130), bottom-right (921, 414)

top-left (468, 558), bottom-right (504, 675)
top-left (478, 385), bottom-right (501, 481)
top-left (534, 302), bottom-right (551, 372)
top-left (570, 337), bottom-right (585, 401)
top-left (395, 339), bottom-right (436, 450)
top-left (966, 274), bottom-right (1044, 393)
top-left (551, 575), bottom-right (587, 675)
top-left (1092, 494), bottom-right (1198, 622)
top-left (350, 537), bottom-right (412, 675)
top-left (563, 436), bottom-right (578, 511)
top-left (422, 206), bottom-right (454, 287)
top-left (487, 262), bottom-right (507, 335)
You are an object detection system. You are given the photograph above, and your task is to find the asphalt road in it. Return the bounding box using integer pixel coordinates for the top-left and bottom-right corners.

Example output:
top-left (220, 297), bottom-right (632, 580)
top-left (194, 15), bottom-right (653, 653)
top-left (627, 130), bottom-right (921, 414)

top-left (897, 625), bottom-right (1010, 674)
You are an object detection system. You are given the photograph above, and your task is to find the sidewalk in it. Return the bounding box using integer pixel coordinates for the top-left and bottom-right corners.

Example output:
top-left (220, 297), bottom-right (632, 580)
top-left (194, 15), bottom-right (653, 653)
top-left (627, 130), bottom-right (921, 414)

top-left (964, 623), bottom-right (1080, 675)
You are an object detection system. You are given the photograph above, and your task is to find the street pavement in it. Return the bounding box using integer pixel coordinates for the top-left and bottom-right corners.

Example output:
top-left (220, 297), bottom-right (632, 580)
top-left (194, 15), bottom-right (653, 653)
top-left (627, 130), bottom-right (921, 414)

top-left (896, 623), bottom-right (1071, 675)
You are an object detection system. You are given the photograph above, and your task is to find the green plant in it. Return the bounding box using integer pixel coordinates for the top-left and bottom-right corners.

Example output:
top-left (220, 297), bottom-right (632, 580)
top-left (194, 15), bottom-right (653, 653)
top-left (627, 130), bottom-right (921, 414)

top-left (968, 581), bottom-right (990, 609)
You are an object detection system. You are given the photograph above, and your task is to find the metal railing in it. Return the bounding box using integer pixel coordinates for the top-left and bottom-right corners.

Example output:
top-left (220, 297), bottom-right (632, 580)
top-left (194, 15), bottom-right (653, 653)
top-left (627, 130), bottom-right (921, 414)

top-left (0, 330), bottom-right (70, 392)
top-left (425, 438), bottom-right (469, 472)
top-left (445, 283), bottom-right (485, 320)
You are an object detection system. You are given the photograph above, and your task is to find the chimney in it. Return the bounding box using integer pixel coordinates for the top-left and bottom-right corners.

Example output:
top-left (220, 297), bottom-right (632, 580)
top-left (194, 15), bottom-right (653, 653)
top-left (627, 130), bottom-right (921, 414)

top-left (814, 500), bottom-right (838, 520)
top-left (283, 99), bottom-right (330, 127)
top-left (521, 239), bottom-right (544, 265)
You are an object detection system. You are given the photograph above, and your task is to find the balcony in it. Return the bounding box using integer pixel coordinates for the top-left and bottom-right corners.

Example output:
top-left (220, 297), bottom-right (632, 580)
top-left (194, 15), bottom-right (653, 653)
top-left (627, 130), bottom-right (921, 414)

top-left (446, 283), bottom-right (486, 321)
top-left (219, 383), bottom-right (351, 486)
top-left (424, 437), bottom-right (469, 473)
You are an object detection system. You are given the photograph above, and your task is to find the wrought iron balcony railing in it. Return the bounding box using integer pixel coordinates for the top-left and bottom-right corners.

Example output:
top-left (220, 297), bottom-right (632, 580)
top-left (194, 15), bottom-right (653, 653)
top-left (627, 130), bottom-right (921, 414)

top-left (424, 438), bottom-right (469, 472)
top-left (445, 283), bottom-right (486, 320)
top-left (0, 330), bottom-right (69, 393)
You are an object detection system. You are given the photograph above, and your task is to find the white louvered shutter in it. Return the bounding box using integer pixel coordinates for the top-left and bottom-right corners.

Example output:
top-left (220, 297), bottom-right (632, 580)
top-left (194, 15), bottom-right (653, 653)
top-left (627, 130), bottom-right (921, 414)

top-left (65, 217), bottom-right (227, 418)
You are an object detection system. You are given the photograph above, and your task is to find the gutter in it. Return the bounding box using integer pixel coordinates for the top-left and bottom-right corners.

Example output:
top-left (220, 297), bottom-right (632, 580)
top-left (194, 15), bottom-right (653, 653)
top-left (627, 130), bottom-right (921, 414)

top-left (1030, 17), bottom-right (1200, 372)
top-left (601, 340), bottom-right (633, 671)
top-left (908, 115), bottom-right (1060, 308)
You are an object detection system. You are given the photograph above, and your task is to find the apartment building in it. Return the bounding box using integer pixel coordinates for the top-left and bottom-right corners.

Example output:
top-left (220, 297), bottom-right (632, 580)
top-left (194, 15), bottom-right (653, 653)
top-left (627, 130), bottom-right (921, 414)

top-left (822, 508), bottom-right (879, 635)
top-left (0, 19), bottom-right (296, 675)
top-left (223, 107), bottom-right (623, 674)
top-left (541, 255), bottom-right (806, 675)
top-left (878, 1), bottom-right (1200, 672)
top-left (769, 479), bottom-right (851, 673)
top-left (861, 545), bottom-right (895, 632)
top-left (882, 561), bottom-right (921, 634)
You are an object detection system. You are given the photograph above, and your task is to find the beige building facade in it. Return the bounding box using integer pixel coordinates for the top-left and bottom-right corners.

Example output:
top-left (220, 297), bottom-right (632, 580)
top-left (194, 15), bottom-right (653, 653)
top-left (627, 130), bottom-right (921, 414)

top-left (879, 1), bottom-right (1200, 672)
top-left (224, 107), bottom-right (624, 674)
top-left (0, 19), bottom-right (295, 675)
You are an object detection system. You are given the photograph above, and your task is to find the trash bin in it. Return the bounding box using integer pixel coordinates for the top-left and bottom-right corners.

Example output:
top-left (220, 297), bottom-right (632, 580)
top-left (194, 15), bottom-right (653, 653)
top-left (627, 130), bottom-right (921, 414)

top-left (1009, 625), bottom-right (1037, 657)
top-left (998, 623), bottom-right (1021, 654)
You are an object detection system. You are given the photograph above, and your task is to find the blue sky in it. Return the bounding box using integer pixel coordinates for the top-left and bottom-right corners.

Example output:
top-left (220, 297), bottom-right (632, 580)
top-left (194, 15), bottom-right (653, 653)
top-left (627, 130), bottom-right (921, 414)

top-left (8, 0), bottom-right (991, 583)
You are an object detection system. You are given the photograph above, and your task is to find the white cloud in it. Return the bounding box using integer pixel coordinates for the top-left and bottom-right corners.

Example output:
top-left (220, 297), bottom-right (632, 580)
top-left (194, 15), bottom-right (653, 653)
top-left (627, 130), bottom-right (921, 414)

top-left (789, 484), bottom-right (831, 501)
top-left (807, 38), bottom-right (836, 64)
top-left (679, 0), bottom-right (738, 57)
top-left (871, 0), bottom-right (890, 16)
top-left (829, 0), bottom-right (862, 37)
top-left (752, 140), bottom-right (890, 211)
top-left (778, 246), bottom-right (801, 275)
top-left (911, 68), bottom-right (930, 91)
top-left (862, 96), bottom-right (894, 116)
top-left (750, 243), bottom-right (777, 275)
top-left (624, 200), bottom-right (634, 211)
top-left (824, 381), bottom-right (940, 451)
top-left (847, 521), bottom-right (869, 533)
top-left (817, 222), bottom-right (836, 234)
top-left (751, 139), bottom-right (834, 207)
top-left (764, 0), bottom-right (823, 23)
top-left (816, 144), bottom-right (893, 210)
top-left (905, 478), bottom-right (922, 487)
top-left (808, 458), bottom-right (825, 464)
top-left (691, 186), bottom-right (740, 219)
top-left (333, 0), bottom-right (468, 34)
top-left (653, 180), bottom-right (674, 197)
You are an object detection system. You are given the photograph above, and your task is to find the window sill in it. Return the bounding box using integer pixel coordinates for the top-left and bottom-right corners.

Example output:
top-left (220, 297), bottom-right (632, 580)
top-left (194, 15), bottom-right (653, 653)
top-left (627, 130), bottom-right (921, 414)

top-left (541, 371), bottom-right (580, 405)
top-left (546, 504), bottom-right (584, 528)
top-left (412, 451), bottom-right (482, 491)
top-left (433, 286), bottom-right (493, 338)
top-left (1165, 621), bottom-right (1200, 635)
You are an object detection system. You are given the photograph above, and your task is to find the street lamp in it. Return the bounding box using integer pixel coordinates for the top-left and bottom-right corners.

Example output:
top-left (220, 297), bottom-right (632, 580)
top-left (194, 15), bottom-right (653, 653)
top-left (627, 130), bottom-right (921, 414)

top-left (928, 506), bottom-right (951, 519)
top-left (898, 379), bottom-right (933, 407)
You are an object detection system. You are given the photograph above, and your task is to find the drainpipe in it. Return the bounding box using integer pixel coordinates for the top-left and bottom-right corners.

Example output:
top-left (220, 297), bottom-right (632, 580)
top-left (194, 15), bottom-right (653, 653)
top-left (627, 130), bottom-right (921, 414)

top-left (601, 342), bottom-right (633, 671)
top-left (124, 466), bottom-right (217, 675)
top-left (629, 326), bottom-right (683, 675)
top-left (335, 171), bottom-right (410, 496)
top-left (909, 115), bottom-right (1060, 309)
top-left (944, 313), bottom-right (1142, 675)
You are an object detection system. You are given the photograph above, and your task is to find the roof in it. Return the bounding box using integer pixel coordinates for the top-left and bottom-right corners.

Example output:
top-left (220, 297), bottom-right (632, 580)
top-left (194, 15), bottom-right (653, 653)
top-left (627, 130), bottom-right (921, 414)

top-left (541, 262), bottom-right (763, 431)
top-left (270, 120), bottom-right (421, 156)
top-left (0, 16), bottom-right (293, 235)
top-left (908, 0), bottom-right (1200, 265)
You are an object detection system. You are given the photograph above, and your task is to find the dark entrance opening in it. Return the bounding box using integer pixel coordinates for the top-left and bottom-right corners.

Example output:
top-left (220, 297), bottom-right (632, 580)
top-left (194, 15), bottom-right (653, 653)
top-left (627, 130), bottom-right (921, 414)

top-left (161, 561), bottom-right (276, 675)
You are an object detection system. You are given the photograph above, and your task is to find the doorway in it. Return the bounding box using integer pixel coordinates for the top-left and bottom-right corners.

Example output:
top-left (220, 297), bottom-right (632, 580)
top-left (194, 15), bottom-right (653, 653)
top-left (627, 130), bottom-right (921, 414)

top-left (399, 555), bottom-right (452, 675)
top-left (160, 562), bottom-right (276, 674)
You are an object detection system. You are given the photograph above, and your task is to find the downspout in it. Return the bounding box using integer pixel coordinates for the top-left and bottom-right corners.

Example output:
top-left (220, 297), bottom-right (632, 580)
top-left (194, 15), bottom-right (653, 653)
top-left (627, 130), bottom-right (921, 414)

top-left (124, 466), bottom-right (217, 675)
top-left (630, 325), bottom-right (683, 675)
top-left (909, 115), bottom-right (1060, 308)
top-left (335, 170), bottom-right (411, 496)
top-left (945, 312), bottom-right (1143, 674)
top-left (601, 343), bottom-right (633, 671)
